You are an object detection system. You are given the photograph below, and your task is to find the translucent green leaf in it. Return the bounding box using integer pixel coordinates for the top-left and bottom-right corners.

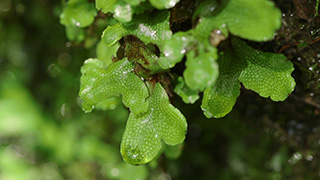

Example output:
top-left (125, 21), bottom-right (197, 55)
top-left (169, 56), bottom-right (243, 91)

top-left (149, 0), bottom-right (180, 9)
top-left (95, 0), bottom-right (146, 13)
top-left (79, 58), bottom-right (149, 114)
top-left (96, 0), bottom-right (151, 23)
top-left (102, 23), bottom-right (128, 46)
top-left (159, 31), bottom-right (195, 69)
top-left (159, 31), bottom-right (219, 92)
top-left (183, 46), bottom-right (219, 92)
top-left (194, 0), bottom-right (281, 41)
top-left (96, 40), bottom-right (119, 66)
top-left (60, 0), bottom-right (97, 28)
top-left (121, 82), bottom-right (187, 165)
top-left (65, 25), bottom-right (85, 42)
top-left (202, 38), bottom-right (295, 118)
top-left (102, 10), bottom-right (172, 47)
top-left (124, 10), bottom-right (172, 45)
top-left (159, 27), bottom-right (220, 71)
top-left (113, 2), bottom-right (133, 22)
top-left (95, 0), bottom-right (117, 13)
top-left (174, 77), bottom-right (199, 104)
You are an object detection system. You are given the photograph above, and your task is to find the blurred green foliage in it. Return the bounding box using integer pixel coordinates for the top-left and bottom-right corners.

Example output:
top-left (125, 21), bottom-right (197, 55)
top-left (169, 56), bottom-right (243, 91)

top-left (0, 0), bottom-right (319, 179)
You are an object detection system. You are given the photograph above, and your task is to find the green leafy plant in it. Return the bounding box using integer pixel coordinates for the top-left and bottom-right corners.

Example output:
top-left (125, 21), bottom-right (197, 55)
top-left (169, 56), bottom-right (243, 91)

top-left (60, 0), bottom-right (296, 165)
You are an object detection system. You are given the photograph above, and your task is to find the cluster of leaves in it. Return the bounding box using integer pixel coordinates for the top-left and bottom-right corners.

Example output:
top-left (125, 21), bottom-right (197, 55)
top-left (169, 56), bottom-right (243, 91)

top-left (59, 0), bottom-right (296, 165)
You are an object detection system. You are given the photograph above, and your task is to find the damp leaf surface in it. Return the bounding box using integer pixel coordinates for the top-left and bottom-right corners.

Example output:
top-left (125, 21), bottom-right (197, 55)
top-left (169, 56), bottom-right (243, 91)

top-left (235, 38), bottom-right (296, 101)
top-left (102, 10), bottom-right (172, 47)
top-left (96, 40), bottom-right (119, 66)
top-left (174, 77), bottom-right (200, 104)
top-left (60, 0), bottom-right (97, 28)
top-left (121, 82), bottom-right (187, 165)
top-left (201, 38), bottom-right (295, 118)
top-left (79, 58), bottom-right (149, 114)
top-left (183, 46), bottom-right (219, 92)
top-left (194, 0), bottom-right (282, 42)
top-left (102, 23), bottom-right (128, 46)
top-left (95, 0), bottom-right (117, 13)
top-left (65, 26), bottom-right (85, 42)
top-left (159, 31), bottom-right (195, 69)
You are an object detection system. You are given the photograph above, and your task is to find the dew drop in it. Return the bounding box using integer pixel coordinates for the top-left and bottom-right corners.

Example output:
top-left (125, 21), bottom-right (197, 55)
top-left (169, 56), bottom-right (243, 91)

top-left (288, 152), bottom-right (302, 164)
top-left (306, 155), bottom-right (313, 161)
top-left (293, 152), bottom-right (302, 160)
top-left (139, 24), bottom-right (157, 38)
top-left (165, 0), bottom-right (179, 8)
